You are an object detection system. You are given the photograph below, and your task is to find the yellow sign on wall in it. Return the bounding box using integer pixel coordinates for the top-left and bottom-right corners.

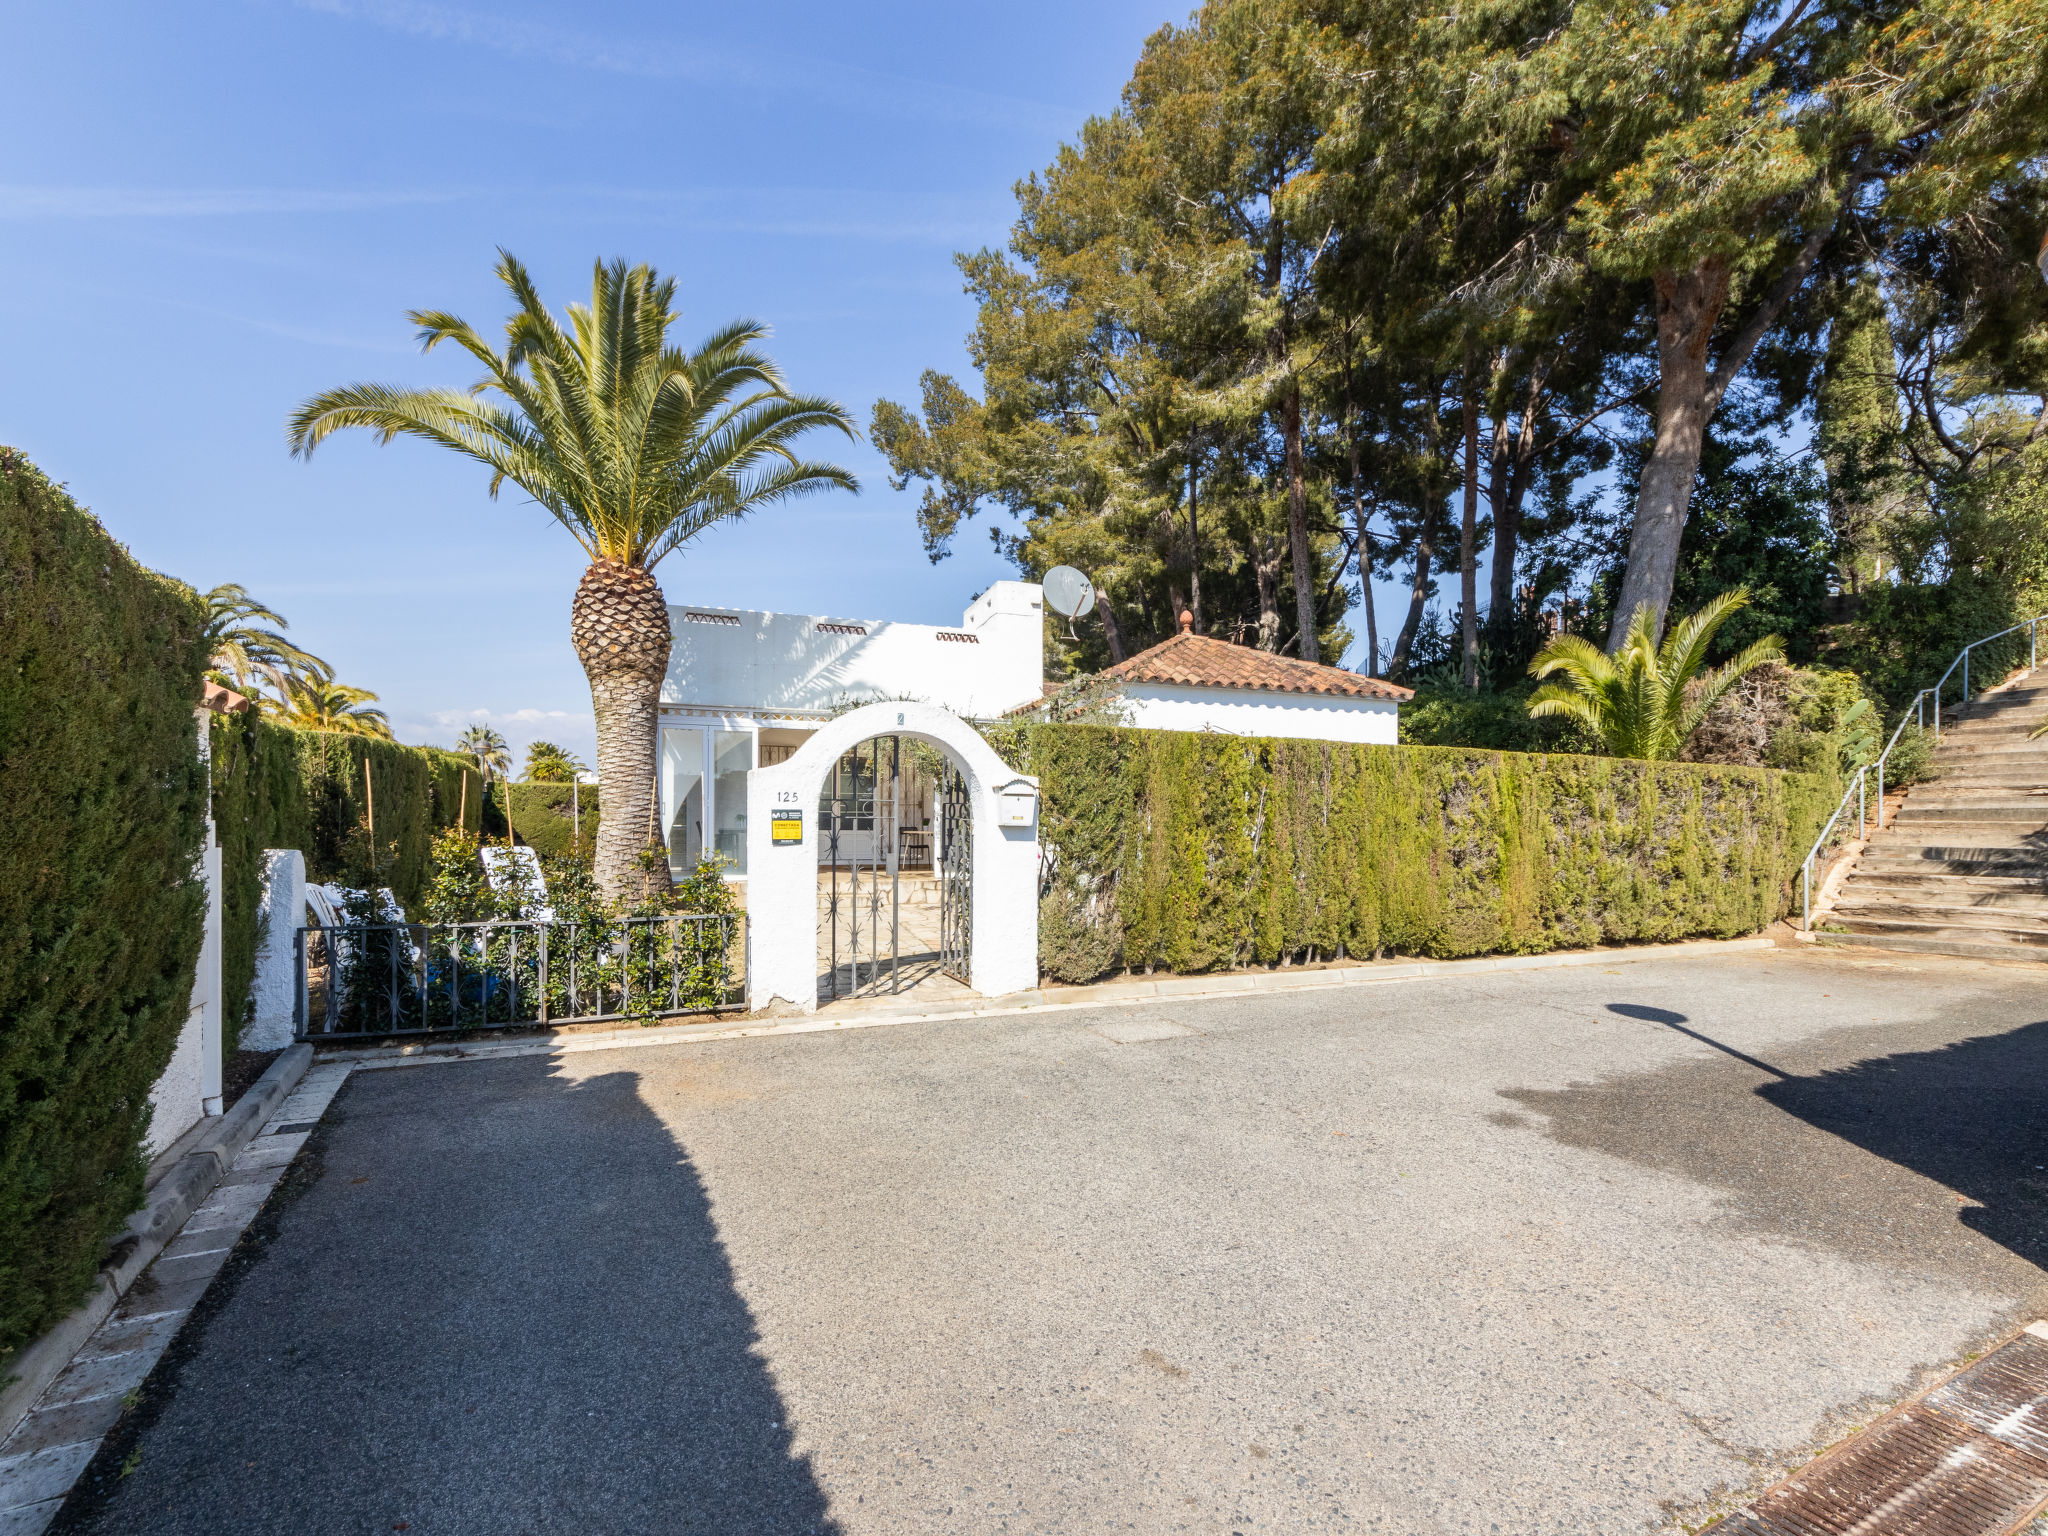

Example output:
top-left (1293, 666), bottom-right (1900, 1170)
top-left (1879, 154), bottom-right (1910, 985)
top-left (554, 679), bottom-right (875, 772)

top-left (771, 810), bottom-right (803, 846)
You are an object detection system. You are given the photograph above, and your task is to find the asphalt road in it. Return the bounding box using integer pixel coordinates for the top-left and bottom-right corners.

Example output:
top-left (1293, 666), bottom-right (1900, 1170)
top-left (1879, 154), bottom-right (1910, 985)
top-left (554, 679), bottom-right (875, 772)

top-left (55, 945), bottom-right (2048, 1534)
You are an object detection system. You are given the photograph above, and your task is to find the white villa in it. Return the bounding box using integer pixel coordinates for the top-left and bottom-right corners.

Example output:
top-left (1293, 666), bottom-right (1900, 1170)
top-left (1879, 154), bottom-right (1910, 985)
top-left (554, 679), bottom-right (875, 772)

top-left (658, 581), bottom-right (1045, 878)
top-left (658, 587), bottom-right (1411, 883)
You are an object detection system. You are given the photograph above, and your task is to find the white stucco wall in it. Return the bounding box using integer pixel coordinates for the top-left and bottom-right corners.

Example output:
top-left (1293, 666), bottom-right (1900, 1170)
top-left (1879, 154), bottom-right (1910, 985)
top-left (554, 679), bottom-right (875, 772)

top-left (147, 828), bottom-right (222, 1157)
top-left (1122, 683), bottom-right (1400, 744)
top-left (663, 580), bottom-right (1044, 719)
top-left (243, 849), bottom-right (306, 1051)
top-left (746, 701), bottom-right (1039, 1010)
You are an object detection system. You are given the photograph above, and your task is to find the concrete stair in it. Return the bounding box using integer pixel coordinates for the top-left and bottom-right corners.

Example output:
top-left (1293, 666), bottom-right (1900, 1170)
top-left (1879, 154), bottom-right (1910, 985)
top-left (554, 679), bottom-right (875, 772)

top-left (1818, 668), bottom-right (2048, 962)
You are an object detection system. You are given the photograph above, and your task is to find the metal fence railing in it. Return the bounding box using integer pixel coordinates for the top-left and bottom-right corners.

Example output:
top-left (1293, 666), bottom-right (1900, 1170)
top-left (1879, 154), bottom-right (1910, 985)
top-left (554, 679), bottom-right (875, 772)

top-left (1799, 613), bottom-right (2043, 930)
top-left (295, 912), bottom-right (744, 1042)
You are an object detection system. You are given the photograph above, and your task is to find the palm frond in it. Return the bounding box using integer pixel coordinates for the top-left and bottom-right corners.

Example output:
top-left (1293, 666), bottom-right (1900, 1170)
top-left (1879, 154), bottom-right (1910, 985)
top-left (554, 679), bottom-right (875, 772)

top-left (1527, 632), bottom-right (1610, 685)
top-left (1527, 593), bottom-right (1774, 760)
top-left (203, 583), bottom-right (330, 694)
top-left (274, 675), bottom-right (393, 739)
top-left (1525, 684), bottom-right (1610, 738)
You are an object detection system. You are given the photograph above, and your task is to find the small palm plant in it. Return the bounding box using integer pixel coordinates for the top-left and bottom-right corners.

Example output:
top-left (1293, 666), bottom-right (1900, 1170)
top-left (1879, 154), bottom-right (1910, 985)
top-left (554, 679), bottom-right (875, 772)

top-left (274, 675), bottom-right (394, 739)
top-left (290, 252), bottom-right (859, 903)
top-left (523, 740), bottom-right (586, 783)
top-left (1527, 590), bottom-right (1784, 760)
top-left (203, 583), bottom-right (325, 697)
top-left (458, 724), bottom-right (512, 783)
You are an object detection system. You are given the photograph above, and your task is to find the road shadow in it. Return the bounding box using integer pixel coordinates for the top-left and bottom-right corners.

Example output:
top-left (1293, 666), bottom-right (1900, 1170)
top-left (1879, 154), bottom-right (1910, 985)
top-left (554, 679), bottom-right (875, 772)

top-left (1496, 1002), bottom-right (2048, 1291)
top-left (1751, 1017), bottom-right (2048, 1272)
top-left (58, 1056), bottom-right (840, 1536)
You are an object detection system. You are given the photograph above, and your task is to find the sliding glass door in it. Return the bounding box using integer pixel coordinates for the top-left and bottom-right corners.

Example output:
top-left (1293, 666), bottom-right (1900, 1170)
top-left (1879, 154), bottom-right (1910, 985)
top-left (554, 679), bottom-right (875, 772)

top-left (659, 720), bottom-right (755, 880)
top-left (711, 729), bottom-right (751, 875)
top-left (660, 726), bottom-right (704, 879)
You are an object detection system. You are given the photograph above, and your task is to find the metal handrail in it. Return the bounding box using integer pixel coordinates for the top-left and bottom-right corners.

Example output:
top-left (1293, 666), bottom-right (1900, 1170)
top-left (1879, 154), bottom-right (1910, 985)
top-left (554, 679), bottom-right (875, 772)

top-left (1799, 612), bottom-right (2043, 929)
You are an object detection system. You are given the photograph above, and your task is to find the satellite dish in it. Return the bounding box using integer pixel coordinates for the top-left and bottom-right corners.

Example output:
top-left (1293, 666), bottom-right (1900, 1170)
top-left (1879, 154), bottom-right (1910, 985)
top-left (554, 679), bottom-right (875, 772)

top-left (1042, 566), bottom-right (1096, 620)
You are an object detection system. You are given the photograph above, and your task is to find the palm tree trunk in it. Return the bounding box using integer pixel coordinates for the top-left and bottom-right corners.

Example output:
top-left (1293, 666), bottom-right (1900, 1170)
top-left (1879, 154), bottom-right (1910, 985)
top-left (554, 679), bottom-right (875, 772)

top-left (571, 558), bottom-right (674, 905)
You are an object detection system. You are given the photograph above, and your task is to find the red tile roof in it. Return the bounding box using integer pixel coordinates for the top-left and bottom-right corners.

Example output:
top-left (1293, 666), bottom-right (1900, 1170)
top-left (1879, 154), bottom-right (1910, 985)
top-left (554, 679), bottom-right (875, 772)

top-left (1099, 632), bottom-right (1411, 701)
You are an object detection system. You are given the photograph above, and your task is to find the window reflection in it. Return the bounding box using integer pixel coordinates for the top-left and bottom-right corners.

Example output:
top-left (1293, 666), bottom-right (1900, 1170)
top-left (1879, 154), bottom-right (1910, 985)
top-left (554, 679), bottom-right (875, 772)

top-left (660, 727), bottom-right (704, 878)
top-left (712, 729), bottom-right (752, 875)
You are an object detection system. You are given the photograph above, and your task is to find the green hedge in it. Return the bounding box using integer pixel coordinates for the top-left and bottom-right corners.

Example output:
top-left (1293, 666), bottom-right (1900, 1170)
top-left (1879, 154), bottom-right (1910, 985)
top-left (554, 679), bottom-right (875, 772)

top-left (210, 717), bottom-right (481, 1046)
top-left (1002, 725), bottom-right (1834, 984)
top-left (506, 782), bottom-right (599, 862)
top-left (0, 450), bottom-right (210, 1361)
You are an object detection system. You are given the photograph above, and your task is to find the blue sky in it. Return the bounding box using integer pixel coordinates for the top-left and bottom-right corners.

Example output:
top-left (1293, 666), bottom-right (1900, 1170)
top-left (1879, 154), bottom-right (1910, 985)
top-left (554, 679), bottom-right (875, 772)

top-left (4, 1), bottom-right (1405, 765)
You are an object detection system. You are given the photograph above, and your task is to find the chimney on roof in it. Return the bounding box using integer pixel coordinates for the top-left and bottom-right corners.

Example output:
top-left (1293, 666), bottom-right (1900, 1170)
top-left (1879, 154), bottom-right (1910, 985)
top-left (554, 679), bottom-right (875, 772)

top-left (1177, 609), bottom-right (1193, 634)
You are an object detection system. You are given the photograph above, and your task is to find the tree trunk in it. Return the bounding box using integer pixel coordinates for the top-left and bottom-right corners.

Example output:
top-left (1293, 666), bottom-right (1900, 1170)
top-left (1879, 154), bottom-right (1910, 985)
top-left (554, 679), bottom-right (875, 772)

top-left (1485, 412), bottom-right (1514, 631)
top-left (1343, 361), bottom-right (1378, 675)
top-left (570, 558), bottom-right (674, 906)
top-left (1187, 462), bottom-right (1201, 634)
top-left (1253, 535), bottom-right (1283, 652)
top-left (1354, 478), bottom-right (1378, 677)
top-left (1486, 371), bottom-right (1543, 636)
top-left (1389, 514), bottom-right (1437, 678)
top-left (1607, 260), bottom-right (1729, 650)
top-left (1282, 384), bottom-right (1319, 663)
top-left (1094, 588), bottom-right (1128, 662)
top-left (1459, 355), bottom-right (1480, 689)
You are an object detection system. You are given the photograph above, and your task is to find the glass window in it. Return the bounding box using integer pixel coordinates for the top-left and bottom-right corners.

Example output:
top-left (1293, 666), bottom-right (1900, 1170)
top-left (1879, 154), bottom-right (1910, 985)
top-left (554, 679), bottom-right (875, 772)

top-left (818, 746), bottom-right (878, 833)
top-left (660, 726), bottom-right (704, 879)
top-left (711, 729), bottom-right (752, 876)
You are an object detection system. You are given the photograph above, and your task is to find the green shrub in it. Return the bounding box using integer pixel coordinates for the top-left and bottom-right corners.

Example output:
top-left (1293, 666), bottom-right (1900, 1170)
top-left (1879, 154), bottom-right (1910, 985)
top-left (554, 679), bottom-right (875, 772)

top-left (1823, 575), bottom-right (2022, 711)
top-left (1880, 722), bottom-right (1938, 789)
top-left (1011, 724), bottom-right (1833, 982)
top-left (210, 715), bottom-right (481, 1046)
top-left (0, 450), bottom-right (210, 1362)
top-left (506, 782), bottom-right (600, 862)
top-left (1400, 685), bottom-right (1600, 753)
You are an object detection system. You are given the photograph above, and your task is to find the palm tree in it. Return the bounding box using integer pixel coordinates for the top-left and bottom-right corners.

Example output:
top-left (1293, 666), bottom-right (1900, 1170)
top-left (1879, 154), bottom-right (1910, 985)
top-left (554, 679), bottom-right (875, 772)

top-left (458, 724), bottom-right (512, 783)
top-left (1527, 590), bottom-right (1783, 760)
top-left (203, 583), bottom-right (326, 697)
top-left (289, 253), bottom-right (859, 902)
top-left (273, 675), bottom-right (394, 739)
top-left (523, 740), bottom-right (585, 783)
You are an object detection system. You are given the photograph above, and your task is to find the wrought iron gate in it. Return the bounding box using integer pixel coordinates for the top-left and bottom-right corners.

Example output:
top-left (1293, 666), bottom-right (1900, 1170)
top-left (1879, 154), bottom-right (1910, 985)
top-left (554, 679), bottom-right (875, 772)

top-left (937, 758), bottom-right (971, 984)
top-left (823, 737), bottom-right (902, 999)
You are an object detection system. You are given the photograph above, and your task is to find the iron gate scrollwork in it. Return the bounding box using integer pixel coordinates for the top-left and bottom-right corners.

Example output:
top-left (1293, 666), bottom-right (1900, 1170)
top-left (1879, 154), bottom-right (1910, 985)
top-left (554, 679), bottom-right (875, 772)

top-left (937, 758), bottom-right (971, 984)
top-left (824, 737), bottom-right (902, 1000)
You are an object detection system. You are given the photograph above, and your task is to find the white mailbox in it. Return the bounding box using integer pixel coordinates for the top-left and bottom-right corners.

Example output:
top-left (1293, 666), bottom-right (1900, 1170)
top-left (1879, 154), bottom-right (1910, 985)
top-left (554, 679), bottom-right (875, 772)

top-left (995, 777), bottom-right (1039, 829)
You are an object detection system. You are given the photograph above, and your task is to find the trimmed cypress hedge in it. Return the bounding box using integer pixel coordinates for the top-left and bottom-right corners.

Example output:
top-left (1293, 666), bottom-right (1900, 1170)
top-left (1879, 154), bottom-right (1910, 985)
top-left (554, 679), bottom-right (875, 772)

top-left (506, 782), bottom-right (600, 862)
top-left (1001, 725), bottom-right (1835, 984)
top-left (0, 450), bottom-right (210, 1361)
top-left (210, 716), bottom-right (481, 1045)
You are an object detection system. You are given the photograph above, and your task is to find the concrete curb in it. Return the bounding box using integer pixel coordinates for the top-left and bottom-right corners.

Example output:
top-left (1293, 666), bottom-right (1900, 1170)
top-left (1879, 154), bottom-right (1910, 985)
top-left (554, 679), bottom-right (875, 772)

top-left (320, 934), bottom-right (1777, 1072)
top-left (0, 1043), bottom-right (311, 1446)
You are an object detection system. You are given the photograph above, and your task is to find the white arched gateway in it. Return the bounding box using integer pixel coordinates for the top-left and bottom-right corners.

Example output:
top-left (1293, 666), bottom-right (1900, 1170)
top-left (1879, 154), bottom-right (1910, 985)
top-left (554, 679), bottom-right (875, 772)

top-left (744, 701), bottom-right (1039, 1011)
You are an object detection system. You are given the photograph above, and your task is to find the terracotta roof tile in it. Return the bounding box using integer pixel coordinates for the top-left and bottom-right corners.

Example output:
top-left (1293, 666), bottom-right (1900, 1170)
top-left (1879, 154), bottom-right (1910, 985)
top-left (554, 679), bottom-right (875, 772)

top-left (1098, 632), bottom-right (1412, 701)
top-left (201, 680), bottom-right (255, 714)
